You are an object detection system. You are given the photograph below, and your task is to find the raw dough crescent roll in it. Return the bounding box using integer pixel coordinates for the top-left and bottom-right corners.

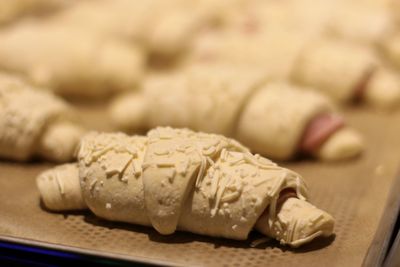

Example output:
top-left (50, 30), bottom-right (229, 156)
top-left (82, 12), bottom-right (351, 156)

top-left (144, 4), bottom-right (217, 58)
top-left (236, 83), bottom-right (348, 160)
top-left (0, 22), bottom-right (144, 99)
top-left (292, 38), bottom-right (400, 108)
top-left (37, 128), bottom-right (335, 247)
top-left (110, 66), bottom-right (363, 161)
top-left (188, 31), bottom-right (308, 79)
top-left (50, 0), bottom-right (218, 59)
top-left (0, 73), bottom-right (84, 162)
top-left (47, 0), bottom-right (154, 41)
top-left (189, 31), bottom-right (400, 109)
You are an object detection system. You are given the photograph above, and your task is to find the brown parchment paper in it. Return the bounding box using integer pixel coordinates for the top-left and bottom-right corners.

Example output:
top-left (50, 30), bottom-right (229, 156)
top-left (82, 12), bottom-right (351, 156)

top-left (0, 104), bottom-right (400, 267)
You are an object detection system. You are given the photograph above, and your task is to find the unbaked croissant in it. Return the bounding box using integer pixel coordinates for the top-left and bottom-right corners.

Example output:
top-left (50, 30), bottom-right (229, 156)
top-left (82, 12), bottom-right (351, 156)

top-left (292, 38), bottom-right (400, 109)
top-left (0, 21), bottom-right (144, 99)
top-left (0, 73), bottom-right (84, 162)
top-left (220, 0), bottom-right (395, 45)
top-left (48, 0), bottom-right (219, 59)
top-left (37, 127), bottom-right (335, 248)
top-left (189, 30), bottom-right (400, 109)
top-left (110, 66), bottom-right (363, 161)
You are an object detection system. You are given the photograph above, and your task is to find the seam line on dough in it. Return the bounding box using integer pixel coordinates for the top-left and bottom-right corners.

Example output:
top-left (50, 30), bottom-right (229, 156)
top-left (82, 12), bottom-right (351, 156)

top-left (228, 75), bottom-right (269, 136)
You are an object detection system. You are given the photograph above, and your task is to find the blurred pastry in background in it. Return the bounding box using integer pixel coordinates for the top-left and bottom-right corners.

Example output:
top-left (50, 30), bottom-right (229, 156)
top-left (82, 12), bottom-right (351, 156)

top-left (0, 21), bottom-right (145, 99)
top-left (48, 0), bottom-right (222, 61)
top-left (292, 38), bottom-right (400, 109)
top-left (187, 30), bottom-right (308, 80)
top-left (188, 30), bottom-right (400, 110)
top-left (0, 72), bottom-right (85, 162)
top-left (110, 66), bottom-right (363, 161)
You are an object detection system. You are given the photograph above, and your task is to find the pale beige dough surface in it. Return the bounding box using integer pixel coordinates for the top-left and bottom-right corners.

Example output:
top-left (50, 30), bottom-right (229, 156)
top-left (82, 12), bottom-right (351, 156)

top-left (0, 73), bottom-right (84, 162)
top-left (0, 22), bottom-right (144, 99)
top-left (37, 127), bottom-right (334, 247)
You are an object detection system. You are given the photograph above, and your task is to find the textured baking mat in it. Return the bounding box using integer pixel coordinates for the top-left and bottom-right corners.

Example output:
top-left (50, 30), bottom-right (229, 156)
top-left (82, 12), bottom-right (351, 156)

top-left (0, 105), bottom-right (400, 267)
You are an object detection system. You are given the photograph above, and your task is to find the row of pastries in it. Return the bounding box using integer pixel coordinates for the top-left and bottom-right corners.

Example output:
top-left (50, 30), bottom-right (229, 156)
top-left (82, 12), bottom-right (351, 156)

top-left (1, 0), bottom-right (400, 249)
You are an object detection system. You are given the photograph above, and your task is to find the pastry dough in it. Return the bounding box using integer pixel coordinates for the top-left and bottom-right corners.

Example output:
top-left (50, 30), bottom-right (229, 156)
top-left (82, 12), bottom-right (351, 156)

top-left (292, 38), bottom-right (379, 102)
top-left (190, 28), bottom-right (400, 109)
top-left (363, 68), bottom-right (400, 109)
top-left (110, 66), bottom-right (363, 161)
top-left (0, 21), bottom-right (144, 99)
top-left (37, 127), bottom-right (335, 247)
top-left (188, 31), bottom-right (308, 79)
top-left (292, 38), bottom-right (400, 108)
top-left (49, 0), bottom-right (219, 58)
top-left (0, 73), bottom-right (84, 162)
top-left (236, 83), bottom-right (331, 160)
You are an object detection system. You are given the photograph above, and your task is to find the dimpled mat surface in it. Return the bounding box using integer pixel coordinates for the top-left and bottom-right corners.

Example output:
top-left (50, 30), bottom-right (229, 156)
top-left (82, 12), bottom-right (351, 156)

top-left (0, 104), bottom-right (399, 267)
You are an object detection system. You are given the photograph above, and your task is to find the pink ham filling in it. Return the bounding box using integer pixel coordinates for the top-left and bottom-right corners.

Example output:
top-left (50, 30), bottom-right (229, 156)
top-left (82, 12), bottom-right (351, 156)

top-left (277, 188), bottom-right (298, 206)
top-left (260, 188), bottom-right (299, 224)
top-left (261, 188), bottom-right (298, 217)
top-left (300, 113), bottom-right (345, 154)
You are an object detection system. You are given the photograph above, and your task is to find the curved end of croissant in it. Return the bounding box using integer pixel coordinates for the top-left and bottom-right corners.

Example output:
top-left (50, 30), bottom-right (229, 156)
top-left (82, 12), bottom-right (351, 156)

top-left (109, 92), bottom-right (147, 133)
top-left (256, 197), bottom-right (334, 248)
top-left (281, 198), bottom-right (335, 248)
top-left (314, 127), bottom-right (363, 161)
top-left (37, 121), bottom-right (85, 163)
top-left (363, 68), bottom-right (400, 110)
top-left (36, 163), bottom-right (87, 211)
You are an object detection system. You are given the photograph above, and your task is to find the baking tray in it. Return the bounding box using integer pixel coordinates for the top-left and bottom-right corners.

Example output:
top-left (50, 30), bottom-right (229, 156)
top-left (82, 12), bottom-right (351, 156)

top-left (384, 227), bottom-right (400, 267)
top-left (0, 104), bottom-right (400, 267)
